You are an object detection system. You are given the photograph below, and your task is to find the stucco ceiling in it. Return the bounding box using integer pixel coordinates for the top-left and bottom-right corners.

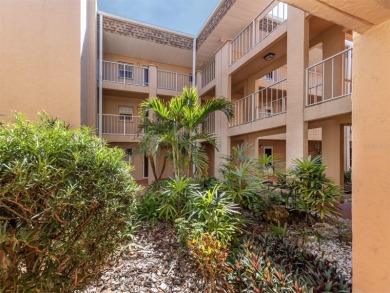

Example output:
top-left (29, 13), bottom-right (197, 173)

top-left (282, 0), bottom-right (390, 33)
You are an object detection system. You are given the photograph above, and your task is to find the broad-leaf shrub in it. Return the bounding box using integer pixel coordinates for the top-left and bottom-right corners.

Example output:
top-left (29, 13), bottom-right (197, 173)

top-left (175, 185), bottom-right (243, 245)
top-left (277, 156), bottom-right (341, 222)
top-left (0, 114), bottom-right (139, 292)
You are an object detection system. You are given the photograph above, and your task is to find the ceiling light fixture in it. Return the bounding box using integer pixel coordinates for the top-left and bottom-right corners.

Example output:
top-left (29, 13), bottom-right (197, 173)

top-left (263, 52), bottom-right (275, 61)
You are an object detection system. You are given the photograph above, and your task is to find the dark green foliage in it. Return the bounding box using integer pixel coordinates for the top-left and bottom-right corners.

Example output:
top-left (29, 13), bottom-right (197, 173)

top-left (175, 185), bottom-right (243, 245)
top-left (227, 235), bottom-right (351, 293)
top-left (0, 114), bottom-right (139, 292)
top-left (277, 156), bottom-right (341, 223)
top-left (136, 176), bottom-right (198, 222)
top-left (343, 169), bottom-right (352, 194)
top-left (220, 144), bottom-right (265, 209)
top-left (220, 144), bottom-right (283, 216)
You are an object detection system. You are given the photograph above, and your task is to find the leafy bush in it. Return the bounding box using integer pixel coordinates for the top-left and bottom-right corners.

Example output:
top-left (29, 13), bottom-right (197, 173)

top-left (175, 185), bottom-right (243, 245)
top-left (136, 176), bottom-right (198, 222)
top-left (188, 233), bottom-right (232, 292)
top-left (277, 156), bottom-right (341, 222)
top-left (0, 114), bottom-right (139, 292)
top-left (220, 144), bottom-right (265, 209)
top-left (227, 235), bottom-right (351, 292)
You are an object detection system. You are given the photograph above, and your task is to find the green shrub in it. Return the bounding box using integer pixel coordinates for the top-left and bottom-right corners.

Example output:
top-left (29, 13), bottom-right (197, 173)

top-left (0, 114), bottom-right (139, 292)
top-left (136, 176), bottom-right (198, 222)
top-left (227, 235), bottom-right (351, 292)
top-left (220, 144), bottom-right (265, 209)
top-left (187, 185), bottom-right (242, 244)
top-left (277, 156), bottom-right (341, 222)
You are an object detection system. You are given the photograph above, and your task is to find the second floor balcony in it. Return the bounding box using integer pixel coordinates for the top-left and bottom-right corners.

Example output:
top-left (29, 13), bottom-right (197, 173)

top-left (306, 47), bottom-right (353, 106)
top-left (230, 78), bottom-right (287, 127)
top-left (101, 114), bottom-right (143, 137)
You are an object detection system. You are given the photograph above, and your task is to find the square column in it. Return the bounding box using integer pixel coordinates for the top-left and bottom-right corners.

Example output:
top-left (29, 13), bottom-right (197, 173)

top-left (352, 20), bottom-right (390, 292)
top-left (321, 121), bottom-right (344, 185)
top-left (213, 41), bottom-right (231, 177)
top-left (286, 7), bottom-right (309, 167)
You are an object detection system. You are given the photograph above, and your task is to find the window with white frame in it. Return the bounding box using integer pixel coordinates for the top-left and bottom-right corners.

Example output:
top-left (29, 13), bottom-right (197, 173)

top-left (118, 62), bottom-right (133, 79)
top-left (119, 105), bottom-right (133, 122)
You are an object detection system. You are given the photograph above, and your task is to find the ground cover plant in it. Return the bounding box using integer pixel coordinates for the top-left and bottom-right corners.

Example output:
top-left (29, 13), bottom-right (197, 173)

top-left (227, 235), bottom-right (351, 292)
top-left (0, 114), bottom-right (139, 292)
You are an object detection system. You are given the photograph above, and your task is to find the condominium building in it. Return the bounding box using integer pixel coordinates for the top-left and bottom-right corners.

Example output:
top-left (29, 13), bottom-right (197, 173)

top-left (0, 0), bottom-right (389, 291)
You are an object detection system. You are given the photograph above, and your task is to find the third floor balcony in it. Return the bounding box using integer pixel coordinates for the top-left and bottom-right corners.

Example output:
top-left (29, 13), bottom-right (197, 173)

top-left (101, 60), bottom-right (192, 94)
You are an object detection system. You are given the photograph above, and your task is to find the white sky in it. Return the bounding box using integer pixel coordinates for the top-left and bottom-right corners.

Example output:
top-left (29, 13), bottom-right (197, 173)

top-left (98, 0), bottom-right (221, 36)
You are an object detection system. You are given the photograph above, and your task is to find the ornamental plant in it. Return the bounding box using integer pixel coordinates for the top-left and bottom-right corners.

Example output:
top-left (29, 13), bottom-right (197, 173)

top-left (188, 233), bottom-right (232, 293)
top-left (227, 235), bottom-right (351, 292)
top-left (0, 114), bottom-right (139, 292)
top-left (277, 156), bottom-right (341, 223)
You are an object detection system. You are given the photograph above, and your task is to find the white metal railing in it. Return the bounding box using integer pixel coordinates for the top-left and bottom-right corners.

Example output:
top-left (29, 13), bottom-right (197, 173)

top-left (157, 70), bottom-right (192, 91)
top-left (306, 47), bottom-right (353, 106)
top-left (102, 61), bottom-right (149, 86)
top-left (101, 114), bottom-right (143, 136)
top-left (201, 59), bottom-right (216, 89)
top-left (230, 79), bottom-right (287, 127)
top-left (202, 113), bottom-right (215, 134)
top-left (261, 65), bottom-right (287, 82)
top-left (230, 1), bottom-right (288, 65)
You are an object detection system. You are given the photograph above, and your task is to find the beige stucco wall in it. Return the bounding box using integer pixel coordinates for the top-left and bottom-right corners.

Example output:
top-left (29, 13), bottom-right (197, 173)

top-left (0, 0), bottom-right (96, 128)
top-left (103, 95), bottom-right (146, 115)
top-left (353, 19), bottom-right (390, 292)
top-left (109, 142), bottom-right (144, 180)
top-left (80, 0), bottom-right (97, 127)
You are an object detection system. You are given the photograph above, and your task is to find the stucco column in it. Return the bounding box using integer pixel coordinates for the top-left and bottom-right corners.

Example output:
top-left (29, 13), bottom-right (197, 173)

top-left (148, 64), bottom-right (158, 97)
top-left (353, 20), bottom-right (390, 292)
top-left (196, 70), bottom-right (202, 90)
top-left (213, 41), bottom-right (231, 177)
top-left (285, 7), bottom-right (309, 167)
top-left (322, 26), bottom-right (344, 100)
top-left (321, 121), bottom-right (343, 185)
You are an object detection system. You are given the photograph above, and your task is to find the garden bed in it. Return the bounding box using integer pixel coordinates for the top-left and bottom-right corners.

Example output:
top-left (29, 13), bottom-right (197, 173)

top-left (83, 218), bottom-right (352, 292)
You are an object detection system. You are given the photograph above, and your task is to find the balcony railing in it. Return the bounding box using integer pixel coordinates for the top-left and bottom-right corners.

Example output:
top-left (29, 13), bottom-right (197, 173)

top-left (101, 114), bottom-right (143, 136)
top-left (306, 47), bottom-right (353, 106)
top-left (261, 65), bottom-right (287, 82)
top-left (202, 113), bottom-right (215, 134)
top-left (102, 61), bottom-right (149, 86)
top-left (201, 59), bottom-right (216, 89)
top-left (157, 70), bottom-right (192, 91)
top-left (230, 79), bottom-right (287, 127)
top-left (230, 1), bottom-right (288, 65)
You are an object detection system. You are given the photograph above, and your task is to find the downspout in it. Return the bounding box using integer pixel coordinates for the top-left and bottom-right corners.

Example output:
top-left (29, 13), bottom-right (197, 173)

top-left (192, 38), bottom-right (196, 88)
top-left (98, 13), bottom-right (103, 139)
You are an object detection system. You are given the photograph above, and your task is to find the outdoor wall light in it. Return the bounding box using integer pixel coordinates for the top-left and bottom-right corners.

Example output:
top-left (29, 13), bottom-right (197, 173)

top-left (263, 52), bottom-right (275, 61)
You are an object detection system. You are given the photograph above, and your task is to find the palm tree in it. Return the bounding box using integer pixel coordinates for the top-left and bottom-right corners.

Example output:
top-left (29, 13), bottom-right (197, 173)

top-left (139, 87), bottom-right (234, 178)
